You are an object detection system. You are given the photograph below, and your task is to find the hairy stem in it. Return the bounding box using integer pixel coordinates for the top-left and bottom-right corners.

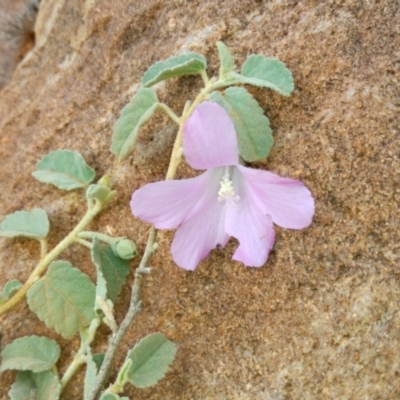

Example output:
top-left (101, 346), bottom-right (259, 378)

top-left (75, 238), bottom-right (93, 249)
top-left (87, 227), bottom-right (156, 400)
top-left (39, 238), bottom-right (48, 259)
top-left (157, 102), bottom-right (181, 125)
top-left (60, 351), bottom-right (87, 390)
top-left (88, 76), bottom-right (228, 398)
top-left (60, 318), bottom-right (101, 390)
top-left (0, 200), bottom-right (104, 318)
top-left (78, 231), bottom-right (117, 242)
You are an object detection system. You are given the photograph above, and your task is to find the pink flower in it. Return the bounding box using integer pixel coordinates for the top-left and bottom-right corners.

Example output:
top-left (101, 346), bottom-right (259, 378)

top-left (130, 102), bottom-right (315, 270)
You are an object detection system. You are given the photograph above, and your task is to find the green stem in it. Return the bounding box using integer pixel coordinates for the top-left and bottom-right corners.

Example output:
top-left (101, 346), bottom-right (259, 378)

top-left (0, 200), bottom-right (104, 318)
top-left (78, 231), bottom-right (123, 244)
top-left (165, 78), bottom-right (222, 179)
top-left (60, 350), bottom-right (86, 390)
top-left (75, 238), bottom-right (93, 249)
top-left (87, 75), bottom-right (229, 399)
top-left (200, 69), bottom-right (210, 86)
top-left (60, 318), bottom-right (101, 390)
top-left (157, 103), bottom-right (181, 125)
top-left (39, 238), bottom-right (48, 259)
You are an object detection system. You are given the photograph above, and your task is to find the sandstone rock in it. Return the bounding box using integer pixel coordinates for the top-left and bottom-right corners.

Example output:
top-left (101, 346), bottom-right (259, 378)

top-left (0, 0), bottom-right (399, 398)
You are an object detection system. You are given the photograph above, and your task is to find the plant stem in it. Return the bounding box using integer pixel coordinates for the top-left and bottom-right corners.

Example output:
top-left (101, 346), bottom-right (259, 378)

top-left (157, 103), bottom-right (181, 125)
top-left (60, 350), bottom-right (87, 390)
top-left (200, 69), bottom-right (210, 86)
top-left (78, 231), bottom-right (116, 242)
top-left (87, 227), bottom-right (156, 400)
top-left (60, 318), bottom-right (101, 389)
top-left (88, 76), bottom-right (228, 398)
top-left (39, 238), bottom-right (48, 259)
top-left (0, 200), bottom-right (104, 318)
top-left (75, 238), bottom-right (93, 249)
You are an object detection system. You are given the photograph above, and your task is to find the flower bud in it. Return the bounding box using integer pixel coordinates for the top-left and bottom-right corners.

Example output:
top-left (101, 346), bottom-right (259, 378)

top-left (97, 174), bottom-right (112, 188)
top-left (112, 238), bottom-right (137, 260)
top-left (86, 184), bottom-right (116, 206)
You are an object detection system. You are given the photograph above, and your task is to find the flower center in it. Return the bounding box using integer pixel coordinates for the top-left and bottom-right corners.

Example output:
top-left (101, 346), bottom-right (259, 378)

top-left (218, 167), bottom-right (240, 206)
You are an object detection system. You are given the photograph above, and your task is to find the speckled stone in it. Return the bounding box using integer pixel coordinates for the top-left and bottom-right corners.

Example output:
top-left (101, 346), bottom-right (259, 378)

top-left (0, 0), bottom-right (399, 399)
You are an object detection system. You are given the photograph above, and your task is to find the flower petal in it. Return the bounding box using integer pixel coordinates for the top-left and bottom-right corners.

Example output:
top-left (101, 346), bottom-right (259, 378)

top-left (238, 166), bottom-right (315, 229)
top-left (225, 171), bottom-right (275, 267)
top-left (171, 194), bottom-right (230, 271)
top-left (183, 102), bottom-right (239, 170)
top-left (131, 169), bottom-right (220, 229)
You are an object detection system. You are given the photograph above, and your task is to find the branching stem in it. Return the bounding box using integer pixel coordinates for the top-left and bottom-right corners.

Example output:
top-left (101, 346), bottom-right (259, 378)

top-left (0, 200), bottom-right (104, 318)
top-left (87, 227), bottom-right (156, 400)
top-left (60, 318), bottom-right (101, 390)
top-left (157, 103), bottom-right (181, 125)
top-left (88, 75), bottom-right (229, 399)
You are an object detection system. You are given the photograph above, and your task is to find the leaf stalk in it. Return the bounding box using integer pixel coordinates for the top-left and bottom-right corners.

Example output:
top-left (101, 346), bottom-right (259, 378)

top-left (0, 200), bottom-right (104, 318)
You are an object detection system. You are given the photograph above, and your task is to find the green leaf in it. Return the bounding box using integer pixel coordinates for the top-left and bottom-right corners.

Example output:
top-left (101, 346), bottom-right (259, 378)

top-left (0, 279), bottom-right (22, 305)
top-left (4, 279), bottom-right (22, 298)
top-left (84, 353), bottom-right (98, 400)
top-left (0, 335), bottom-right (60, 373)
top-left (86, 183), bottom-right (116, 207)
top-left (99, 394), bottom-right (120, 400)
top-left (216, 41), bottom-right (236, 78)
top-left (233, 55), bottom-right (294, 96)
top-left (27, 261), bottom-right (96, 339)
top-left (1, 279), bottom-right (22, 303)
top-left (0, 208), bottom-right (49, 240)
top-left (209, 87), bottom-right (273, 161)
top-left (120, 332), bottom-right (177, 389)
top-left (111, 88), bottom-right (159, 161)
top-left (32, 150), bottom-right (95, 190)
top-left (91, 239), bottom-right (130, 305)
top-left (9, 370), bottom-right (61, 400)
top-left (83, 352), bottom-right (108, 400)
top-left (142, 53), bottom-right (207, 87)
top-left (93, 353), bottom-right (105, 371)
top-left (9, 370), bottom-right (35, 400)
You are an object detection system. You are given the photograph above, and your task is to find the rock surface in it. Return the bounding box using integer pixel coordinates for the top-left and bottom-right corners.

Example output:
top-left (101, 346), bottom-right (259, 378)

top-left (0, 0), bottom-right (399, 399)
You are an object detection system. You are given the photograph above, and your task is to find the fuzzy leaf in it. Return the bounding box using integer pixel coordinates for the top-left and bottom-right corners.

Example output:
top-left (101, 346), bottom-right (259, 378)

top-left (27, 261), bottom-right (96, 339)
top-left (93, 353), bottom-right (105, 371)
top-left (0, 208), bottom-right (49, 240)
top-left (142, 53), bottom-right (207, 87)
top-left (84, 354), bottom-right (98, 400)
top-left (0, 336), bottom-right (60, 373)
top-left (32, 150), bottom-right (95, 190)
top-left (111, 88), bottom-right (158, 161)
top-left (233, 55), bottom-right (294, 96)
top-left (209, 87), bottom-right (273, 161)
top-left (91, 239), bottom-right (130, 305)
top-left (99, 394), bottom-right (120, 400)
top-left (120, 332), bottom-right (176, 388)
top-left (217, 41), bottom-right (236, 78)
top-left (3, 279), bottom-right (22, 299)
top-left (9, 370), bottom-right (61, 400)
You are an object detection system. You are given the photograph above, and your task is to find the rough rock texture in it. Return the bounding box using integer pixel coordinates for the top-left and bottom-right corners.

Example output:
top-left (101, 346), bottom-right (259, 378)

top-left (0, 0), bottom-right (399, 399)
top-left (0, 0), bottom-right (39, 90)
